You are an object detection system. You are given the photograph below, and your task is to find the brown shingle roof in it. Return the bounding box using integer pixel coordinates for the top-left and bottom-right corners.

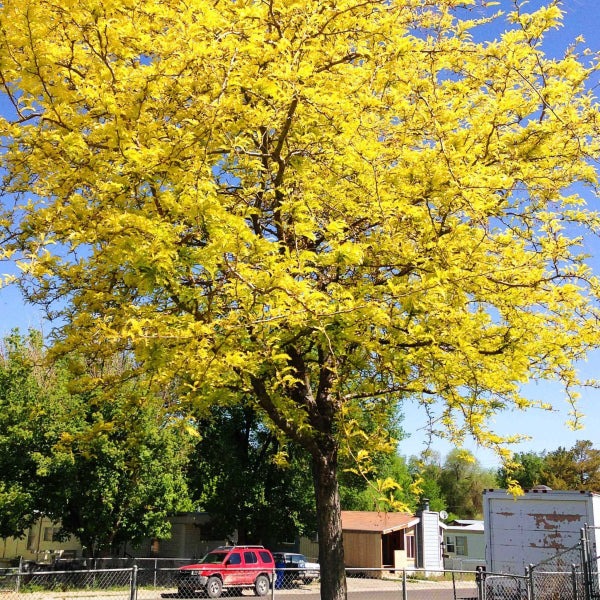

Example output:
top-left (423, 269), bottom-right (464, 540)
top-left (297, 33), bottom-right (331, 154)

top-left (341, 511), bottom-right (419, 534)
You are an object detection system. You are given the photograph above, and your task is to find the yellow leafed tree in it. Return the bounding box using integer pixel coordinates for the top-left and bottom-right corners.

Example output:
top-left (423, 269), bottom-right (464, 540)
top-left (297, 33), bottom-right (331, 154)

top-left (1, 0), bottom-right (600, 597)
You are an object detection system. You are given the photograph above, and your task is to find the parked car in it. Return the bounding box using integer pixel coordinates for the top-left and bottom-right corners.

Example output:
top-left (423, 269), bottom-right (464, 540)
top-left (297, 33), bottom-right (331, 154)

top-left (273, 552), bottom-right (320, 586)
top-left (176, 545), bottom-right (274, 598)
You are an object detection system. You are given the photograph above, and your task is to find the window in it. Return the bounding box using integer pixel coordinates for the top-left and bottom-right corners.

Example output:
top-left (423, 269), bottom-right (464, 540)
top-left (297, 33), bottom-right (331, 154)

top-left (27, 530), bottom-right (35, 551)
top-left (406, 533), bottom-right (415, 559)
top-left (43, 527), bottom-right (60, 542)
top-left (446, 535), bottom-right (468, 555)
top-left (259, 551), bottom-right (273, 564)
top-left (228, 553), bottom-right (242, 565)
top-left (244, 551), bottom-right (258, 564)
top-left (455, 536), bottom-right (468, 556)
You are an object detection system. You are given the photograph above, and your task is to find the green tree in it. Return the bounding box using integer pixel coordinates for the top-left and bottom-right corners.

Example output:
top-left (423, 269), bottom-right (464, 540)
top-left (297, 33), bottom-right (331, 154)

top-left (0, 331), bottom-right (74, 538)
top-left (498, 441), bottom-right (600, 492)
top-left (58, 380), bottom-right (194, 555)
top-left (341, 454), bottom-right (418, 513)
top-left (2, 2), bottom-right (600, 599)
top-left (339, 402), bottom-right (408, 511)
top-left (0, 332), bottom-right (193, 555)
top-left (543, 440), bottom-right (600, 491)
top-left (497, 451), bottom-right (547, 490)
top-left (409, 452), bottom-right (448, 515)
top-left (437, 449), bottom-right (497, 519)
top-left (188, 404), bottom-right (317, 548)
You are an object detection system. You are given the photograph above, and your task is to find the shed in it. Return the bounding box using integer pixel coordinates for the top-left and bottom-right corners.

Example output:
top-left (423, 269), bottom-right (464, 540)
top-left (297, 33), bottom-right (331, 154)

top-left (341, 511), bottom-right (419, 570)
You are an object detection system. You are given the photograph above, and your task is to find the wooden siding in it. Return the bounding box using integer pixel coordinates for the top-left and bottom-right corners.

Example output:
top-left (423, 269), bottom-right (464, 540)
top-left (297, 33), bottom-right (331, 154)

top-left (343, 531), bottom-right (382, 569)
top-left (298, 537), bottom-right (319, 562)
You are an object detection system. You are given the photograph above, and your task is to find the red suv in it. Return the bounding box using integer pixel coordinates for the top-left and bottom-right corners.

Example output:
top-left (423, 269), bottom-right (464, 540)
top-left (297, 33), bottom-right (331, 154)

top-left (176, 545), bottom-right (274, 598)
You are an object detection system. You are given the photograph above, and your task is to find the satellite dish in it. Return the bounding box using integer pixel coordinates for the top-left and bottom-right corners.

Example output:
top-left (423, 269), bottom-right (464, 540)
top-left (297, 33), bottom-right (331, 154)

top-left (439, 510), bottom-right (448, 520)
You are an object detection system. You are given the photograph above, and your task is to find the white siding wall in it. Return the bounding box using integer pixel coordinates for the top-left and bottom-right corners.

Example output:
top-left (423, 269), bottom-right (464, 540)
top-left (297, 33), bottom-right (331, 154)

top-left (419, 511), bottom-right (443, 571)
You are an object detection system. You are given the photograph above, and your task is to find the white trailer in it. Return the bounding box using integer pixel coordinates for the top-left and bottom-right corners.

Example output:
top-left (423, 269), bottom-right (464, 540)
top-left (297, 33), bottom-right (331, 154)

top-left (483, 488), bottom-right (600, 574)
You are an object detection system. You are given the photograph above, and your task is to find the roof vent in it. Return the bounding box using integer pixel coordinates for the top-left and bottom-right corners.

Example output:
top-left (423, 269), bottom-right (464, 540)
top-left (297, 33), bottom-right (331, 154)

top-left (530, 485), bottom-right (552, 492)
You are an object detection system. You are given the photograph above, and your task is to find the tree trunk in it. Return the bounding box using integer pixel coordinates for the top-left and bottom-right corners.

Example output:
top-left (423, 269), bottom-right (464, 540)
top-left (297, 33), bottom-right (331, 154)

top-left (312, 446), bottom-right (347, 600)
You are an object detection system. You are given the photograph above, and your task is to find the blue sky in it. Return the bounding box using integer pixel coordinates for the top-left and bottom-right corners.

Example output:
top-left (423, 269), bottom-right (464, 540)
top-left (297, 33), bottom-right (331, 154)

top-left (398, 0), bottom-right (600, 467)
top-left (398, 372), bottom-right (600, 468)
top-left (1, 0), bottom-right (600, 467)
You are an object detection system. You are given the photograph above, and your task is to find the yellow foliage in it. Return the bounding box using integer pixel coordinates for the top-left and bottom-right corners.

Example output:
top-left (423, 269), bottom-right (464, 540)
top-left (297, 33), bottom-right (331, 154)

top-left (0, 0), bottom-right (599, 485)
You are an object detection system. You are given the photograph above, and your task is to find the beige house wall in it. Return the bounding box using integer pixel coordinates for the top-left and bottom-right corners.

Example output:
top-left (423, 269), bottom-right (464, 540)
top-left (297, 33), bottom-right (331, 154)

top-left (127, 513), bottom-right (229, 559)
top-left (394, 549), bottom-right (409, 569)
top-left (0, 517), bottom-right (81, 565)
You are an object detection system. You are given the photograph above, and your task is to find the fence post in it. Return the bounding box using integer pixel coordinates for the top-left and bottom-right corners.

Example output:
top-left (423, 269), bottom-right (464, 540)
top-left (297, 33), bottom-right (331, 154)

top-left (581, 526), bottom-right (593, 600)
top-left (571, 564), bottom-right (579, 600)
top-left (154, 558), bottom-right (158, 589)
top-left (130, 564), bottom-right (138, 600)
top-left (475, 566), bottom-right (485, 600)
top-left (402, 568), bottom-right (408, 600)
top-left (527, 565), bottom-right (534, 600)
top-left (451, 571), bottom-right (456, 600)
top-left (16, 556), bottom-right (22, 594)
top-left (271, 567), bottom-right (276, 600)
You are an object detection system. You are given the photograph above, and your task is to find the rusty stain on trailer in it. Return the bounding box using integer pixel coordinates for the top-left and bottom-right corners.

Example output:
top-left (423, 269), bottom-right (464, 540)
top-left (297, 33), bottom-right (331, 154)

top-left (528, 512), bottom-right (583, 529)
top-left (528, 530), bottom-right (569, 550)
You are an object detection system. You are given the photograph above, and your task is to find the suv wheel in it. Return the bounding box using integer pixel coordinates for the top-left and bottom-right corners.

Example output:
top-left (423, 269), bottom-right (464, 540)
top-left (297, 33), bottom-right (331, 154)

top-left (206, 576), bottom-right (223, 598)
top-left (254, 574), bottom-right (270, 596)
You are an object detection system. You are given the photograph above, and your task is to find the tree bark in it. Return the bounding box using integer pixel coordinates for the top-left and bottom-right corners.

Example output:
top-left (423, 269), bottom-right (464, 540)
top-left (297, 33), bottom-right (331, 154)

top-left (312, 445), bottom-right (347, 600)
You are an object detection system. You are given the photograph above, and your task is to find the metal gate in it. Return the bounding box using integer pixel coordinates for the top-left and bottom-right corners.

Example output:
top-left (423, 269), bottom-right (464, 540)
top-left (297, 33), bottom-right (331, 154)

top-left (484, 573), bottom-right (528, 600)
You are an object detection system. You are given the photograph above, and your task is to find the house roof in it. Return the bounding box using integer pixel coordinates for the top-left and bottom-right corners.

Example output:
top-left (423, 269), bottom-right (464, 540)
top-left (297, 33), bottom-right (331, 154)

top-left (446, 519), bottom-right (484, 532)
top-left (341, 511), bottom-right (420, 535)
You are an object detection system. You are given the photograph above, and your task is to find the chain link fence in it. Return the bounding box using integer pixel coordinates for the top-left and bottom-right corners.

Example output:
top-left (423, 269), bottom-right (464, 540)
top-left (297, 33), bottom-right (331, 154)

top-left (527, 540), bottom-right (585, 600)
top-left (484, 569), bottom-right (590, 600)
top-left (0, 566), bottom-right (136, 598)
top-left (483, 573), bottom-right (528, 600)
top-left (483, 550), bottom-right (588, 600)
top-left (0, 563), bottom-right (596, 600)
top-left (0, 565), bottom-right (479, 600)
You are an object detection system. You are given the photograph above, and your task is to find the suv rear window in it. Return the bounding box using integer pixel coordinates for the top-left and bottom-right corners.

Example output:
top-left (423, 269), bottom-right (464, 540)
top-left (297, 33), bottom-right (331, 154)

top-left (259, 551), bottom-right (273, 564)
top-left (244, 551), bottom-right (258, 564)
